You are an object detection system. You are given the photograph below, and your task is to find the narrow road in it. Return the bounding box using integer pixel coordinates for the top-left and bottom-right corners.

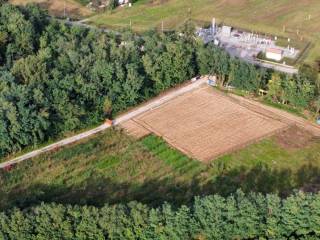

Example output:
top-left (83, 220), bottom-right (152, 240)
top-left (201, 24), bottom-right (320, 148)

top-left (250, 59), bottom-right (298, 75)
top-left (0, 77), bottom-right (207, 169)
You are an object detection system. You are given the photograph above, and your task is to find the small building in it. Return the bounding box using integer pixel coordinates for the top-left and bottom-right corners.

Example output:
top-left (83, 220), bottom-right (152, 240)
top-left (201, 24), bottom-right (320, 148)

top-left (118, 0), bottom-right (129, 5)
top-left (266, 48), bottom-right (283, 61)
top-left (221, 26), bottom-right (232, 37)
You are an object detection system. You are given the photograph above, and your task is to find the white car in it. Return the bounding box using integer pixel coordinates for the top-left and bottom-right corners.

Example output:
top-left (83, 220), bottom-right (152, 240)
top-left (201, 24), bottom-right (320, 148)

top-left (191, 75), bottom-right (201, 82)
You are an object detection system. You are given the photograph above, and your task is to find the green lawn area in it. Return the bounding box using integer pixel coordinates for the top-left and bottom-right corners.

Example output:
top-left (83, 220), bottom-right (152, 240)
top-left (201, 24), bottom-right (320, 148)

top-left (89, 0), bottom-right (320, 64)
top-left (1, 128), bottom-right (320, 210)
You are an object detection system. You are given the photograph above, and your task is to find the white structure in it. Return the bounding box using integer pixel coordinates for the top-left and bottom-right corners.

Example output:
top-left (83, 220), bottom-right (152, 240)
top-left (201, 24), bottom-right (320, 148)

top-left (118, 0), bottom-right (129, 5)
top-left (212, 18), bottom-right (216, 35)
top-left (266, 48), bottom-right (283, 61)
top-left (221, 26), bottom-right (232, 37)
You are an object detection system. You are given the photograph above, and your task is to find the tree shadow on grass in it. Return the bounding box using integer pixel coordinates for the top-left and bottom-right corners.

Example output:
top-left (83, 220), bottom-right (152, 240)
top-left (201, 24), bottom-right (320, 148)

top-left (1, 164), bottom-right (320, 210)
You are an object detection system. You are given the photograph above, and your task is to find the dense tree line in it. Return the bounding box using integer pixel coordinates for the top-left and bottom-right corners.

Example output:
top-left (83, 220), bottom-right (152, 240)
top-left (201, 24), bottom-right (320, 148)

top-left (266, 65), bottom-right (320, 109)
top-left (0, 3), bottom-right (204, 156)
top-left (0, 3), bottom-right (319, 157)
top-left (0, 191), bottom-right (319, 239)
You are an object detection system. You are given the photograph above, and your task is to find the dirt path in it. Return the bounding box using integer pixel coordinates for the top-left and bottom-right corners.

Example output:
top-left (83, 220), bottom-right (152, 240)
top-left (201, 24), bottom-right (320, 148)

top-left (0, 77), bottom-right (207, 169)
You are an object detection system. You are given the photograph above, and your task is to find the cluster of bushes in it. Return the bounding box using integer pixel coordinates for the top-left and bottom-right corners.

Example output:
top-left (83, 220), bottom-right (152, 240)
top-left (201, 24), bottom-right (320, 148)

top-left (0, 191), bottom-right (319, 239)
top-left (0, 3), bottom-right (319, 157)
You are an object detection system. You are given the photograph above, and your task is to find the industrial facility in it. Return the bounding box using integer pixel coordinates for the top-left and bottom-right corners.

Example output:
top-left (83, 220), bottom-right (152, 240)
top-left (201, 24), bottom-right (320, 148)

top-left (197, 18), bottom-right (300, 69)
top-left (86, 0), bottom-right (131, 11)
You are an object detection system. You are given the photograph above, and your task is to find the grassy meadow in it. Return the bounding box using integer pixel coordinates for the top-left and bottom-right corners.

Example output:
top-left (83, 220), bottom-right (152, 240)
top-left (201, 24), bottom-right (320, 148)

top-left (1, 128), bottom-right (320, 210)
top-left (89, 0), bottom-right (320, 64)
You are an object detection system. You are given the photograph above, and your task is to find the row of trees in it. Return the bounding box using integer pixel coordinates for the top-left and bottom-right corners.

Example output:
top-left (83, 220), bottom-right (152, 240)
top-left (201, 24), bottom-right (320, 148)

top-left (266, 65), bottom-right (320, 109)
top-left (0, 191), bottom-right (319, 239)
top-left (0, 3), bottom-right (319, 157)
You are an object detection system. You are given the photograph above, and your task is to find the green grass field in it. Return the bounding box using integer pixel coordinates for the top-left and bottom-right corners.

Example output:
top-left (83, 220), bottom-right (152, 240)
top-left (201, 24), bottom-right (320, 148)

top-left (1, 128), bottom-right (320, 210)
top-left (89, 0), bottom-right (320, 64)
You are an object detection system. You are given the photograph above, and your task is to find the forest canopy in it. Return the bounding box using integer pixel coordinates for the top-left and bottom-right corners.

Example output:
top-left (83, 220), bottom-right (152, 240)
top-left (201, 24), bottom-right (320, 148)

top-left (0, 191), bottom-right (319, 239)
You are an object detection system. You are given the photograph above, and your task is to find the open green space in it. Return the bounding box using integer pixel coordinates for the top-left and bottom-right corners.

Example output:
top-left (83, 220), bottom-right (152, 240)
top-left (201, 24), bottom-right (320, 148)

top-left (89, 0), bottom-right (320, 64)
top-left (1, 128), bottom-right (320, 210)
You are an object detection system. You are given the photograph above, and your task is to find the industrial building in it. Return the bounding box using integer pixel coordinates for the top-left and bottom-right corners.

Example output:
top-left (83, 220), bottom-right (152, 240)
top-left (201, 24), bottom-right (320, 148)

top-left (196, 17), bottom-right (299, 73)
top-left (266, 48), bottom-right (283, 61)
top-left (221, 26), bottom-right (232, 37)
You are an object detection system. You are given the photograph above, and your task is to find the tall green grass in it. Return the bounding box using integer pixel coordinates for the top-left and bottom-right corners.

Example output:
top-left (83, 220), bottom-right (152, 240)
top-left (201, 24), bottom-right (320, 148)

top-left (1, 129), bottom-right (320, 210)
top-left (142, 135), bottom-right (205, 177)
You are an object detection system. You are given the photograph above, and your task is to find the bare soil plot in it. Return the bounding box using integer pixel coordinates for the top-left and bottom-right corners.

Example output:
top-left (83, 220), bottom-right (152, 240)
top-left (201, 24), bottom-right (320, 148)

top-left (125, 86), bottom-right (290, 162)
top-left (9, 0), bottom-right (92, 18)
top-left (120, 120), bottom-right (150, 139)
top-left (274, 125), bottom-right (318, 149)
top-left (230, 93), bottom-right (320, 137)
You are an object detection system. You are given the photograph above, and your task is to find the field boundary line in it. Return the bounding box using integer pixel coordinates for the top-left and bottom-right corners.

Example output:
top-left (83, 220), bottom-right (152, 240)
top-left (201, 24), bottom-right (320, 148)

top-left (133, 118), bottom-right (197, 160)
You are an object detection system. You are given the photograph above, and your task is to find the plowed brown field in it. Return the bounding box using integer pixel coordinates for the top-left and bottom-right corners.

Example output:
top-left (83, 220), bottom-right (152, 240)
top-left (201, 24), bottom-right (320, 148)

top-left (120, 120), bottom-right (151, 139)
top-left (122, 86), bottom-right (294, 162)
top-left (9, 0), bottom-right (92, 18)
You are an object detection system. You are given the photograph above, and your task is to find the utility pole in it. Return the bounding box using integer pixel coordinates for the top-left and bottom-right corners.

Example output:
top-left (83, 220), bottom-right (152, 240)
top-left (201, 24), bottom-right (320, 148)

top-left (161, 21), bottom-right (164, 33)
top-left (63, 0), bottom-right (66, 19)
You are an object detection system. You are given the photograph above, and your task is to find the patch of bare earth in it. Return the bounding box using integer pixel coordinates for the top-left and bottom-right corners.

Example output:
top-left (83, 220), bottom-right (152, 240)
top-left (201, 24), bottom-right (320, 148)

top-left (9, 0), bottom-right (92, 18)
top-left (274, 125), bottom-right (317, 149)
top-left (124, 86), bottom-right (289, 162)
top-left (121, 81), bottom-right (320, 163)
top-left (120, 120), bottom-right (151, 139)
